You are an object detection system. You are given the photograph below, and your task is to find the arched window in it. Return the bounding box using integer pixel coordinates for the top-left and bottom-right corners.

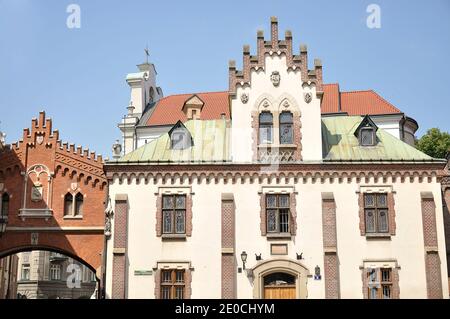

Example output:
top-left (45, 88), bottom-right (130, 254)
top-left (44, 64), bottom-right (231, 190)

top-left (64, 193), bottom-right (73, 216)
top-left (75, 193), bottom-right (83, 216)
top-left (1, 193), bottom-right (9, 217)
top-left (259, 112), bottom-right (273, 144)
top-left (149, 87), bottom-right (155, 103)
top-left (279, 112), bottom-right (293, 144)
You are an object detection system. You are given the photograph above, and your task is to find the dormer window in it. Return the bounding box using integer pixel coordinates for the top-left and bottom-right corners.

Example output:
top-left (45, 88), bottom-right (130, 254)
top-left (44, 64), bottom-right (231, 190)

top-left (360, 128), bottom-right (376, 146)
top-left (182, 94), bottom-right (204, 120)
top-left (355, 115), bottom-right (378, 147)
top-left (169, 121), bottom-right (193, 150)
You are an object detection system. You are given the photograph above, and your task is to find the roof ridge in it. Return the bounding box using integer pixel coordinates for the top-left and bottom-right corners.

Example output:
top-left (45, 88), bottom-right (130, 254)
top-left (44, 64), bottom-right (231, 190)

top-left (341, 89), bottom-right (374, 94)
top-left (161, 90), bottom-right (228, 98)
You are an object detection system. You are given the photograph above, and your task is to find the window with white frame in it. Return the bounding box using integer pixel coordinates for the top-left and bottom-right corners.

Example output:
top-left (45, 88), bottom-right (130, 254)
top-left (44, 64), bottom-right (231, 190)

top-left (259, 112), bottom-right (273, 144)
top-left (21, 263), bottom-right (30, 281)
top-left (50, 264), bottom-right (61, 281)
top-left (279, 112), bottom-right (293, 144)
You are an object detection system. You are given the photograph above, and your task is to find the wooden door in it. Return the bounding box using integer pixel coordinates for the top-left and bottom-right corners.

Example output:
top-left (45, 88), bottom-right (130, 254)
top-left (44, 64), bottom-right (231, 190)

top-left (264, 285), bottom-right (296, 299)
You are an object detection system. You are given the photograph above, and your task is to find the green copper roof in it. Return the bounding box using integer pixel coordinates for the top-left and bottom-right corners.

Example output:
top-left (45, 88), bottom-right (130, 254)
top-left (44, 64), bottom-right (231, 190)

top-left (118, 119), bottom-right (231, 162)
top-left (322, 116), bottom-right (432, 161)
top-left (117, 116), bottom-right (433, 164)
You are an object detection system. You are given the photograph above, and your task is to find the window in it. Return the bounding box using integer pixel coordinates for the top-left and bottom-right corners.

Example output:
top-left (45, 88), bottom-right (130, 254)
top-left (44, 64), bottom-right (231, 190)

top-left (21, 264), bottom-right (30, 281)
top-left (50, 264), bottom-right (61, 281)
top-left (1, 193), bottom-right (9, 217)
top-left (162, 195), bottom-right (186, 234)
top-left (360, 128), bottom-right (375, 146)
top-left (64, 193), bottom-right (73, 216)
top-left (259, 112), bottom-right (273, 144)
top-left (64, 192), bottom-right (83, 217)
top-left (75, 193), bottom-right (83, 216)
top-left (161, 269), bottom-right (185, 299)
top-left (266, 194), bottom-right (290, 233)
top-left (364, 193), bottom-right (388, 233)
top-left (367, 268), bottom-right (393, 299)
top-left (279, 112), bottom-right (293, 144)
top-left (171, 128), bottom-right (189, 150)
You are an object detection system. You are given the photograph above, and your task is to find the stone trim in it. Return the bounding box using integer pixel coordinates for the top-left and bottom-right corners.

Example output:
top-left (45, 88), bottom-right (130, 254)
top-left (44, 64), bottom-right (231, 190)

top-left (105, 164), bottom-right (444, 185)
top-left (420, 193), bottom-right (443, 298)
top-left (259, 192), bottom-right (297, 236)
top-left (251, 258), bottom-right (309, 299)
top-left (358, 191), bottom-right (396, 236)
top-left (361, 265), bottom-right (400, 299)
top-left (154, 267), bottom-right (192, 299)
top-left (156, 193), bottom-right (193, 237)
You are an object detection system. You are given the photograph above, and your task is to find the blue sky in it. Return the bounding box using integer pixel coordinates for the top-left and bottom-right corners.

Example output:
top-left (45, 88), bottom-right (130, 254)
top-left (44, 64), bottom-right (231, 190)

top-left (0, 0), bottom-right (449, 157)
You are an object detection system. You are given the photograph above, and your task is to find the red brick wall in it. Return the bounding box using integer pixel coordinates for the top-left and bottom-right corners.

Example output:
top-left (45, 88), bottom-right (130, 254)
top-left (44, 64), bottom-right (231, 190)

top-left (0, 112), bottom-right (106, 271)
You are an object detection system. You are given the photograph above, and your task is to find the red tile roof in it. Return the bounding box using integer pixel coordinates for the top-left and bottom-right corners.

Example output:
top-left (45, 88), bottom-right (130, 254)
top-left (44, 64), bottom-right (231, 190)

top-left (322, 83), bottom-right (401, 115)
top-left (146, 91), bottom-right (230, 126)
top-left (145, 85), bottom-right (402, 126)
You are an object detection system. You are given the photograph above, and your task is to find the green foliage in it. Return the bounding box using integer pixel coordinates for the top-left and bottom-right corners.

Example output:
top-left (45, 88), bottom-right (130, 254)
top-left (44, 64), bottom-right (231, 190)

top-left (416, 128), bottom-right (450, 159)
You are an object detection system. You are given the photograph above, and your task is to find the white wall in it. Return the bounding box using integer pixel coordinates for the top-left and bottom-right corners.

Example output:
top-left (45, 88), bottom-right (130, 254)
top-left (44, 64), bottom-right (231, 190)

top-left (105, 173), bottom-right (448, 299)
top-left (231, 54), bottom-right (322, 163)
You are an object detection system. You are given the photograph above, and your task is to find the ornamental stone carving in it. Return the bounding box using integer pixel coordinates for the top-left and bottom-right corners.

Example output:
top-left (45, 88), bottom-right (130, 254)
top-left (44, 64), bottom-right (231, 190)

top-left (240, 93), bottom-right (249, 104)
top-left (304, 92), bottom-right (312, 104)
top-left (270, 71), bottom-right (280, 87)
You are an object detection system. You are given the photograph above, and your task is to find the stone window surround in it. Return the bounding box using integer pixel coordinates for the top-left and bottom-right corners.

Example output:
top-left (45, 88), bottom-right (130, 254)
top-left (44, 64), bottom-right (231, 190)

top-left (357, 186), bottom-right (396, 238)
top-left (259, 186), bottom-right (297, 238)
top-left (153, 261), bottom-right (193, 299)
top-left (359, 259), bottom-right (400, 299)
top-left (155, 187), bottom-right (193, 239)
top-left (251, 94), bottom-right (302, 162)
top-left (250, 258), bottom-right (309, 299)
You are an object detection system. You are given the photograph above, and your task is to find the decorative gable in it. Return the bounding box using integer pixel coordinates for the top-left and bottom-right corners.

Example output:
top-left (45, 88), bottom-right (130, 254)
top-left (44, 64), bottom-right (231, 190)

top-left (182, 95), bottom-right (205, 120)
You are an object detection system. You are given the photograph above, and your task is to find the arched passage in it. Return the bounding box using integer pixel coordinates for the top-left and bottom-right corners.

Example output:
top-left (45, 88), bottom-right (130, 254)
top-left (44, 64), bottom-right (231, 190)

top-left (251, 258), bottom-right (310, 299)
top-left (0, 247), bottom-right (99, 299)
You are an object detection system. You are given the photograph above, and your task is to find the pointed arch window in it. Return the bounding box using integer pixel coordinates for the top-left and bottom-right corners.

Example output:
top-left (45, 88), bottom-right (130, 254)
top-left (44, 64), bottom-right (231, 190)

top-left (279, 112), bottom-right (293, 144)
top-left (1, 193), bottom-right (9, 217)
top-left (64, 192), bottom-right (84, 218)
top-left (259, 112), bottom-right (273, 144)
top-left (75, 193), bottom-right (83, 216)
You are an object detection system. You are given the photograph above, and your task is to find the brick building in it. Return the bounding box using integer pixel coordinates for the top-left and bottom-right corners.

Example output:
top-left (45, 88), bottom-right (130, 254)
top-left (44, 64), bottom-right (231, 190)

top-left (104, 18), bottom-right (449, 299)
top-left (0, 112), bottom-right (107, 298)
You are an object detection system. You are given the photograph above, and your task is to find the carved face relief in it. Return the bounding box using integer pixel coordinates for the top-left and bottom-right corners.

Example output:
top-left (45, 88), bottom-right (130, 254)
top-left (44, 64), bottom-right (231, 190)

top-left (270, 71), bottom-right (280, 87)
top-left (304, 92), bottom-right (312, 104)
top-left (36, 134), bottom-right (44, 145)
top-left (71, 183), bottom-right (78, 192)
top-left (240, 93), bottom-right (249, 104)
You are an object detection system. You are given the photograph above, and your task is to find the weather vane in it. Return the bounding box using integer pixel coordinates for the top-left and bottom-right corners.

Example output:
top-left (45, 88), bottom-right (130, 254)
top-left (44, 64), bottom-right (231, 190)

top-left (144, 45), bottom-right (149, 64)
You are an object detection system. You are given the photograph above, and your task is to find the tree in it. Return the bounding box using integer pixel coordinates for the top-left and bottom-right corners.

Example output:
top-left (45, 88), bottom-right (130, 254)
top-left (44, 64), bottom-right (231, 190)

top-left (416, 128), bottom-right (450, 159)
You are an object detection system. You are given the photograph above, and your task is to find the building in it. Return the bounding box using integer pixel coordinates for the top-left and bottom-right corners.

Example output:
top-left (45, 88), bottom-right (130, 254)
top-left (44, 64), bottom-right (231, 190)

top-left (0, 112), bottom-right (107, 298)
top-left (15, 250), bottom-right (96, 299)
top-left (0, 254), bottom-right (18, 299)
top-left (104, 17), bottom-right (448, 299)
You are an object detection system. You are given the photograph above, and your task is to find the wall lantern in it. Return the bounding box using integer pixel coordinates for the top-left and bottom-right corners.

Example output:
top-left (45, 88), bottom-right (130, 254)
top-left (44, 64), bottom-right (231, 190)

top-left (314, 265), bottom-right (321, 280)
top-left (240, 251), bottom-right (248, 270)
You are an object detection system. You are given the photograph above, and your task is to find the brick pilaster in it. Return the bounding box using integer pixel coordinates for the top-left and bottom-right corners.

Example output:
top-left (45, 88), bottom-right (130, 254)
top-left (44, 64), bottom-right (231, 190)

top-left (221, 193), bottom-right (236, 299)
top-left (421, 192), bottom-right (443, 299)
top-left (112, 194), bottom-right (128, 299)
top-left (322, 192), bottom-right (340, 299)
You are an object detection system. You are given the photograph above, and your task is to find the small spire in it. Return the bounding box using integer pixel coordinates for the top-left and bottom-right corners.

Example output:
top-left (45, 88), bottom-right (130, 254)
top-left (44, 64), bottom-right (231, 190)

top-left (144, 45), bottom-right (150, 64)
